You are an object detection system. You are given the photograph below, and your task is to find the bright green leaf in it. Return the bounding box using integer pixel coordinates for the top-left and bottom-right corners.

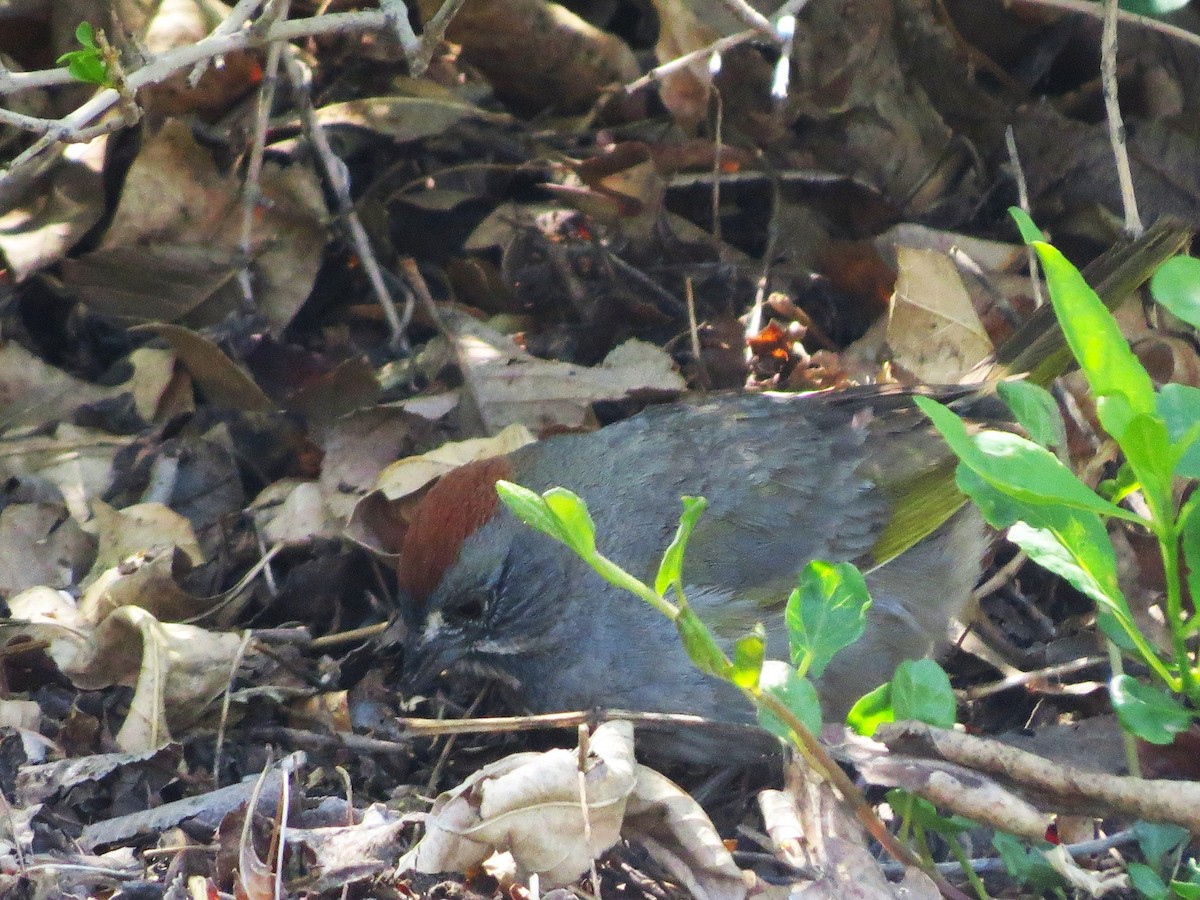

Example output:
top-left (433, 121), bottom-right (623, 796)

top-left (675, 608), bottom-right (731, 679)
top-left (1009, 207), bottom-right (1045, 244)
top-left (731, 624), bottom-right (765, 690)
top-left (1180, 492), bottom-right (1200, 638)
top-left (496, 480), bottom-right (569, 544)
top-left (846, 682), bottom-right (893, 736)
top-left (1157, 384), bottom-right (1200, 479)
top-left (998, 380), bottom-right (1067, 451)
top-left (758, 661), bottom-right (821, 739)
top-left (1027, 239), bottom-right (1157, 425)
top-left (1151, 256), bottom-right (1200, 328)
top-left (1170, 881), bottom-right (1200, 900)
top-left (891, 659), bottom-right (956, 728)
top-left (543, 487), bottom-right (597, 558)
top-left (76, 21), bottom-right (97, 47)
top-left (1118, 413), bottom-right (1176, 524)
top-left (919, 397), bottom-right (1135, 521)
top-left (786, 560), bottom-right (872, 679)
top-left (1110, 674), bottom-right (1192, 745)
top-left (655, 496), bottom-right (708, 597)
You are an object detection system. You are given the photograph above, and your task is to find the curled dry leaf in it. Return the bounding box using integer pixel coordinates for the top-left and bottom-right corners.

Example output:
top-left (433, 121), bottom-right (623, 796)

top-left (399, 720), bottom-right (637, 887)
top-left (888, 247), bottom-right (993, 383)
top-left (87, 500), bottom-right (204, 584)
top-left (400, 720), bottom-right (745, 897)
top-left (373, 423), bottom-right (536, 502)
top-left (7, 586), bottom-right (244, 752)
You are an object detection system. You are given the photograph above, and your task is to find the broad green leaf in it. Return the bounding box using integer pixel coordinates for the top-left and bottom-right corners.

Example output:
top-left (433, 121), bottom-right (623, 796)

top-left (1127, 863), bottom-right (1169, 900)
top-left (956, 466), bottom-right (1176, 683)
top-left (919, 398), bottom-right (1135, 521)
top-left (1027, 239), bottom-right (1157, 429)
top-left (993, 832), bottom-right (1064, 892)
top-left (846, 682), bottom-right (893, 736)
top-left (731, 624), bottom-right (765, 690)
top-left (1151, 256), bottom-right (1200, 328)
top-left (998, 380), bottom-right (1067, 451)
top-left (1171, 882), bottom-right (1200, 900)
top-left (1118, 413), bottom-right (1176, 525)
top-left (675, 608), bottom-right (731, 678)
top-left (76, 21), bottom-right (97, 46)
top-left (1110, 674), bottom-right (1192, 745)
top-left (1157, 384), bottom-right (1200, 479)
top-left (543, 487), bottom-right (597, 558)
top-left (786, 560), bottom-right (872, 679)
top-left (655, 496), bottom-right (708, 597)
top-left (1132, 821), bottom-right (1189, 870)
top-left (891, 659), bottom-right (956, 728)
top-left (759, 661), bottom-right (821, 739)
top-left (496, 481), bottom-right (569, 544)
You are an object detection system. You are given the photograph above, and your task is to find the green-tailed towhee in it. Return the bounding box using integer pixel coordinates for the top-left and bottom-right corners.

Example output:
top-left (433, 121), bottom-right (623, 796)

top-left (396, 220), bottom-right (1190, 757)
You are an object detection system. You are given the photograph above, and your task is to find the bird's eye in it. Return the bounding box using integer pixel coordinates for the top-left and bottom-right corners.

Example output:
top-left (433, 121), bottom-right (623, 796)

top-left (445, 592), bottom-right (488, 624)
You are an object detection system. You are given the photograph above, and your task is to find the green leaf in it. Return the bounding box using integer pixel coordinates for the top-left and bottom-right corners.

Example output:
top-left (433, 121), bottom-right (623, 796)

top-left (956, 465), bottom-right (1177, 680)
top-left (675, 608), bottom-right (731, 679)
top-left (496, 480), bottom-right (569, 543)
top-left (543, 487), bottom-right (598, 558)
top-left (655, 496), bottom-right (708, 597)
top-left (891, 659), bottom-right (957, 728)
top-left (1009, 207), bottom-right (1046, 244)
top-left (993, 832), bottom-right (1064, 892)
top-left (1181, 492), bottom-right (1200, 637)
top-left (1128, 863), bottom-right (1169, 900)
top-left (1119, 0), bottom-right (1190, 15)
top-left (1110, 674), bottom-right (1192, 745)
top-left (1027, 239), bottom-right (1157, 434)
top-left (884, 789), bottom-right (974, 835)
top-left (786, 561), bottom-right (872, 679)
top-left (1132, 821), bottom-right (1190, 870)
top-left (1151, 256), bottom-right (1200, 328)
top-left (76, 21), bottom-right (97, 47)
top-left (846, 682), bottom-right (893, 736)
top-left (1157, 384), bottom-right (1200, 479)
top-left (918, 397), bottom-right (1135, 521)
top-left (758, 661), bottom-right (822, 739)
top-left (1118, 413), bottom-right (1177, 525)
top-left (1171, 881), bottom-right (1200, 900)
top-left (731, 624), bottom-right (765, 690)
top-left (998, 380), bottom-right (1067, 451)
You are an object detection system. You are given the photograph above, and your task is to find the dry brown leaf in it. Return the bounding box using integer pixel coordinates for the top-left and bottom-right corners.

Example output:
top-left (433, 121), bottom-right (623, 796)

top-left (65, 121), bottom-right (325, 332)
top-left (7, 587), bottom-right (244, 752)
top-left (133, 323), bottom-right (273, 412)
top-left (88, 500), bottom-right (204, 583)
top-left (445, 309), bottom-right (685, 435)
top-left (373, 423), bottom-right (535, 502)
top-left (888, 247), bottom-right (993, 383)
top-left (399, 720), bottom-right (637, 887)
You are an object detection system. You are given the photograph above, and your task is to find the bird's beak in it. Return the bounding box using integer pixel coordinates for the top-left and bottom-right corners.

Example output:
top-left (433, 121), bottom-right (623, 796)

top-left (402, 625), bottom-right (467, 695)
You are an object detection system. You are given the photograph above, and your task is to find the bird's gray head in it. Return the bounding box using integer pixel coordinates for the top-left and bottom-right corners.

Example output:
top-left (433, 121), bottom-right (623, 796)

top-left (398, 457), bottom-right (573, 694)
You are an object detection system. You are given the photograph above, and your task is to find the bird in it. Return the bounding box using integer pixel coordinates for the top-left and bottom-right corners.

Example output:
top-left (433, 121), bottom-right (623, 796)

top-left (394, 219), bottom-right (1189, 759)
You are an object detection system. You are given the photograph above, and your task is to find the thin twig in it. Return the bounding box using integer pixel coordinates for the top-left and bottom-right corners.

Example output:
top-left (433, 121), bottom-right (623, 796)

top-left (238, 0), bottom-right (289, 308)
top-left (1004, 125), bottom-right (1044, 307)
top-left (1100, 0), bottom-right (1142, 236)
